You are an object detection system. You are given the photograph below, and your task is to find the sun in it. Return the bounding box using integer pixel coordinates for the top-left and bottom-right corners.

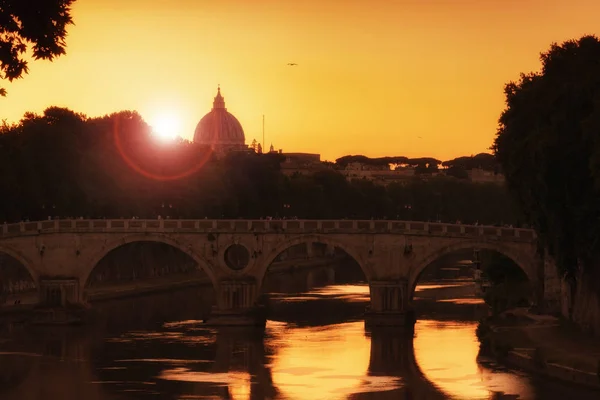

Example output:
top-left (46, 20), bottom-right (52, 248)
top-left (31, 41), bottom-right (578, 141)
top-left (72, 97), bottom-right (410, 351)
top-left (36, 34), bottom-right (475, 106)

top-left (150, 112), bottom-right (181, 141)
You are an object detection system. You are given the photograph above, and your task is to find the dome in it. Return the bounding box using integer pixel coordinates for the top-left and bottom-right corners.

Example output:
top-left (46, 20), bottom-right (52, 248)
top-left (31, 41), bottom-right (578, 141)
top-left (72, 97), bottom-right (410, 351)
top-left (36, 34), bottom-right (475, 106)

top-left (193, 87), bottom-right (246, 152)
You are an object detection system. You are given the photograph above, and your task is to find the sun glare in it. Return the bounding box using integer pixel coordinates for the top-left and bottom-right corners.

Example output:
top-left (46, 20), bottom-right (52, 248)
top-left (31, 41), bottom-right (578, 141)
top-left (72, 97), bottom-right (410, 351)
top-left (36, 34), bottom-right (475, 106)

top-left (150, 113), bottom-right (181, 141)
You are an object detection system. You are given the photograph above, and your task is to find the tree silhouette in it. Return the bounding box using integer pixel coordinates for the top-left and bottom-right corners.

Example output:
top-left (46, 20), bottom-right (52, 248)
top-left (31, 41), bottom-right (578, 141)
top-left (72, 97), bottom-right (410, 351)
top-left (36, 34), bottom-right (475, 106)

top-left (0, 0), bottom-right (75, 96)
top-left (0, 106), bottom-right (519, 225)
top-left (493, 35), bottom-right (600, 333)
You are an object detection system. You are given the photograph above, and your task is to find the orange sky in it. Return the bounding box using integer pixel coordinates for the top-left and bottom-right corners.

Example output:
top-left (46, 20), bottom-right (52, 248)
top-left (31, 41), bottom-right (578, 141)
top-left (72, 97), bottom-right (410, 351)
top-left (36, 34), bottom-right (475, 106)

top-left (1, 0), bottom-right (599, 161)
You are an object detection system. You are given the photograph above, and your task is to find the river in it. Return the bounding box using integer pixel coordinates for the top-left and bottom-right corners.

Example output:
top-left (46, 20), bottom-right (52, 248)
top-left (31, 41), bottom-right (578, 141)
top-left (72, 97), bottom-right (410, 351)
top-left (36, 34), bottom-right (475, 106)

top-left (0, 272), bottom-right (598, 399)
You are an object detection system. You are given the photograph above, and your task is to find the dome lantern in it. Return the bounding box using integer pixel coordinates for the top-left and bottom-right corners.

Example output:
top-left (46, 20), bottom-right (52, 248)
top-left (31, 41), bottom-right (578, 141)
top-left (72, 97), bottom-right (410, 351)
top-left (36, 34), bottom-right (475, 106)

top-left (213, 85), bottom-right (226, 110)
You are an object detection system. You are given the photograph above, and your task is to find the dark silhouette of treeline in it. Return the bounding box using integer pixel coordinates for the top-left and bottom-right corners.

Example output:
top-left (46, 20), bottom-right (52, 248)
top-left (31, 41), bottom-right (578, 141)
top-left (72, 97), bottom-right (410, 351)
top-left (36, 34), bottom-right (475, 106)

top-left (0, 107), bottom-right (520, 224)
top-left (334, 153), bottom-right (500, 178)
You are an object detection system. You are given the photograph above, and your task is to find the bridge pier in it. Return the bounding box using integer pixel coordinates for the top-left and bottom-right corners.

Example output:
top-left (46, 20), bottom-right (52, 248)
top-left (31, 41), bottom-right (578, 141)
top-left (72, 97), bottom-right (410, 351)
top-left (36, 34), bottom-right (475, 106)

top-left (205, 278), bottom-right (266, 327)
top-left (365, 280), bottom-right (415, 329)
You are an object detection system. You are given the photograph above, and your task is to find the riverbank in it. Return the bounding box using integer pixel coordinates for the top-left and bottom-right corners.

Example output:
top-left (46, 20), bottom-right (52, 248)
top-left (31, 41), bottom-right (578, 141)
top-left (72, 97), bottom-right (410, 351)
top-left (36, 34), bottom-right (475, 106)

top-left (480, 309), bottom-right (600, 390)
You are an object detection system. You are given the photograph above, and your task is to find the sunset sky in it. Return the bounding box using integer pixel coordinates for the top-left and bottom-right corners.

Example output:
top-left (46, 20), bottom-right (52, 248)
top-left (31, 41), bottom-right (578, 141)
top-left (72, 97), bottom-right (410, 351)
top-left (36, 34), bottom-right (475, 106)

top-left (1, 0), bottom-right (599, 161)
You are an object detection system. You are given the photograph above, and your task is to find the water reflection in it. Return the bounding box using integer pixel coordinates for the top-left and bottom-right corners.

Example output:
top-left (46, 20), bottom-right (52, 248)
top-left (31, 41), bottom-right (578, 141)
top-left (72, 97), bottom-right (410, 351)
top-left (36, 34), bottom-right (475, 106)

top-left (269, 322), bottom-right (371, 399)
top-left (414, 320), bottom-right (534, 399)
top-left (1, 274), bottom-right (599, 399)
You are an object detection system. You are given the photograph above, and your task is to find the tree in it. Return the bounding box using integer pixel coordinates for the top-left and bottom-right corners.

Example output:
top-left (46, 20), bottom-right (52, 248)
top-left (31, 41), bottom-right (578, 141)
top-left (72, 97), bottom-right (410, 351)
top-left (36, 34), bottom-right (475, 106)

top-left (0, 0), bottom-right (75, 96)
top-left (481, 253), bottom-right (531, 315)
top-left (442, 153), bottom-right (498, 172)
top-left (493, 35), bottom-right (600, 334)
top-left (445, 165), bottom-right (469, 180)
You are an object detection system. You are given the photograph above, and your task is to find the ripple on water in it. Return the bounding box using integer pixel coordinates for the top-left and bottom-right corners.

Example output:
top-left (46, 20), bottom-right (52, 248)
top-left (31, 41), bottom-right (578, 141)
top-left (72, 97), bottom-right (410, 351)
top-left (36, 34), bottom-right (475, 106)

top-left (159, 369), bottom-right (253, 399)
top-left (2, 282), bottom-right (598, 400)
top-left (163, 319), bottom-right (211, 329)
top-left (437, 298), bottom-right (485, 305)
top-left (107, 330), bottom-right (216, 345)
top-left (0, 351), bottom-right (42, 357)
top-left (115, 359), bottom-right (212, 364)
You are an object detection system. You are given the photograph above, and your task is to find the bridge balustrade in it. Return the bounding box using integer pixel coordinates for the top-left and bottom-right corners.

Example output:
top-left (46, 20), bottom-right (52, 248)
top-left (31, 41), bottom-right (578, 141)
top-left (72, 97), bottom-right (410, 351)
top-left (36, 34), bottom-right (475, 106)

top-left (0, 219), bottom-right (536, 241)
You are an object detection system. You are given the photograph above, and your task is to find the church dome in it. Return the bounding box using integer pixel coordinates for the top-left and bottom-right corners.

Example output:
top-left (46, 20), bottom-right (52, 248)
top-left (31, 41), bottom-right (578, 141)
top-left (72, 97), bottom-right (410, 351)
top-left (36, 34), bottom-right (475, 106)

top-left (193, 87), bottom-right (246, 151)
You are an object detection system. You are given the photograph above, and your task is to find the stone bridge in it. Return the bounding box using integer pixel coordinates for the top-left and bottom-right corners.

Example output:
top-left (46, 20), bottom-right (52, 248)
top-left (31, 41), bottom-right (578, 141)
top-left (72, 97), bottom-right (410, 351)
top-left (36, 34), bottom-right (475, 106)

top-left (0, 219), bottom-right (548, 326)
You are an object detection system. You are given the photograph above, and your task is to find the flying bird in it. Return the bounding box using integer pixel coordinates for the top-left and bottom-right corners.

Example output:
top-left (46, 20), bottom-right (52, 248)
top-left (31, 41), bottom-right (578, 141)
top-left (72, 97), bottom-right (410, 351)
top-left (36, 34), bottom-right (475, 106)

top-left (287, 63), bottom-right (298, 66)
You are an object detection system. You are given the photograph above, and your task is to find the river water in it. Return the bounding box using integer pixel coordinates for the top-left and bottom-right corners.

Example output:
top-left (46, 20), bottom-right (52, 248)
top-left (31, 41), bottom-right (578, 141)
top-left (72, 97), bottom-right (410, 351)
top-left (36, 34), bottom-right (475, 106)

top-left (0, 276), bottom-right (598, 399)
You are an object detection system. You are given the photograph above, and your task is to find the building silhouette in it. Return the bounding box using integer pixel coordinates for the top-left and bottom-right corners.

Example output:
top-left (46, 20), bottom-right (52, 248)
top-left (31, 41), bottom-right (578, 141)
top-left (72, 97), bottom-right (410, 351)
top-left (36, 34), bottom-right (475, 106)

top-left (194, 86), bottom-right (247, 154)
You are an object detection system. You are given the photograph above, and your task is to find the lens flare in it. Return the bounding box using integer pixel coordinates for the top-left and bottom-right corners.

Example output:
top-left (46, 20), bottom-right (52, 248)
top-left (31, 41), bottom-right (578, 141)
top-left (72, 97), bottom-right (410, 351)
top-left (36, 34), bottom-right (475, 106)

top-left (112, 116), bottom-right (212, 181)
top-left (150, 113), bottom-right (180, 141)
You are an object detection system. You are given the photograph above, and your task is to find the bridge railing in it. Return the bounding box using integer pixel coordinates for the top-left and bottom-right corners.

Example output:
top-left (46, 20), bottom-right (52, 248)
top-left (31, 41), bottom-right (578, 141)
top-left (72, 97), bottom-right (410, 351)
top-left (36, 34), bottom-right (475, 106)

top-left (0, 219), bottom-right (537, 241)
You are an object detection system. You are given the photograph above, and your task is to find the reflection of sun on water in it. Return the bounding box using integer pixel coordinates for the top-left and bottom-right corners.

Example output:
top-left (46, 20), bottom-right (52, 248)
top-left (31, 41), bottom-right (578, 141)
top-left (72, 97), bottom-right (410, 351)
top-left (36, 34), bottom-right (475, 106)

top-left (437, 298), bottom-right (485, 305)
top-left (413, 320), bottom-right (534, 399)
top-left (415, 284), bottom-right (464, 291)
top-left (228, 371), bottom-right (251, 400)
top-left (158, 368), bottom-right (251, 400)
top-left (309, 284), bottom-right (370, 302)
top-left (268, 321), bottom-right (370, 400)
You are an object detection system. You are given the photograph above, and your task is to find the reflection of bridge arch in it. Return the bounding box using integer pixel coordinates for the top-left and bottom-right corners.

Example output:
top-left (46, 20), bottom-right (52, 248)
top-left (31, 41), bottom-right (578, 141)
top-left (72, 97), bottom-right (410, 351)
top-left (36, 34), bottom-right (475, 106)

top-left (0, 329), bottom-right (107, 400)
top-left (408, 240), bottom-right (537, 299)
top-left (365, 328), bottom-right (447, 399)
top-left (211, 328), bottom-right (280, 399)
top-left (145, 327), bottom-right (280, 398)
top-left (82, 234), bottom-right (219, 290)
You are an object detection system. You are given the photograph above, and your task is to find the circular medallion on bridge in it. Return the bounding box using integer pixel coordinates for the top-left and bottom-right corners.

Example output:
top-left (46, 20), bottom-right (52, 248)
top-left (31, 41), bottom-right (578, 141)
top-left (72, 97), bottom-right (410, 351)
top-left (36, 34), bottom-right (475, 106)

top-left (224, 244), bottom-right (250, 271)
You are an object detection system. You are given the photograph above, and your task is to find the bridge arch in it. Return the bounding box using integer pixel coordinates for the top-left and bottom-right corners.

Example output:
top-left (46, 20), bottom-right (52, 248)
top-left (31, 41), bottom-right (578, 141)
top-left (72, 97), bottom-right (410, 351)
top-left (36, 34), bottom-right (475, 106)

top-left (0, 244), bottom-right (38, 284)
top-left (82, 234), bottom-right (219, 290)
top-left (254, 234), bottom-right (373, 293)
top-left (407, 240), bottom-right (537, 299)
top-left (0, 245), bottom-right (38, 305)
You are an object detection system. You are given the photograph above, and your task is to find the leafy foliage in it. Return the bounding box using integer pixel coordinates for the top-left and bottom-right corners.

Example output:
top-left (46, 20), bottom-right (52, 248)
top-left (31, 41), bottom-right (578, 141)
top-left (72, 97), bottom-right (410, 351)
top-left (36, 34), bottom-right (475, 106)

top-left (336, 153), bottom-right (501, 179)
top-left (335, 155), bottom-right (410, 167)
top-left (493, 35), bottom-right (600, 284)
top-left (0, 107), bottom-right (520, 224)
top-left (481, 253), bottom-right (531, 315)
top-left (442, 153), bottom-right (499, 172)
top-left (335, 155), bottom-right (444, 169)
top-left (481, 253), bottom-right (529, 285)
top-left (0, 0), bottom-right (75, 95)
